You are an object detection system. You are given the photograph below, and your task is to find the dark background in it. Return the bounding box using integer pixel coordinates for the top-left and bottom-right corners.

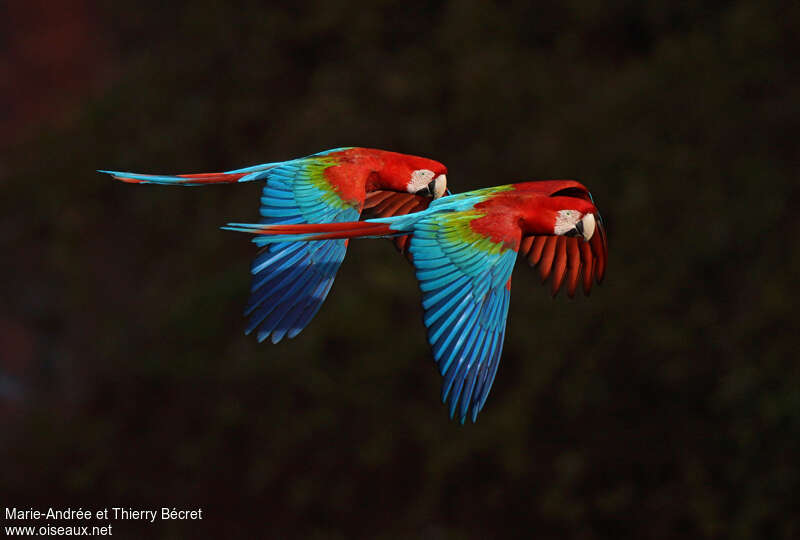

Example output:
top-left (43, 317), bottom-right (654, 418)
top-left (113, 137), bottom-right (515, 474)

top-left (2, 1), bottom-right (798, 538)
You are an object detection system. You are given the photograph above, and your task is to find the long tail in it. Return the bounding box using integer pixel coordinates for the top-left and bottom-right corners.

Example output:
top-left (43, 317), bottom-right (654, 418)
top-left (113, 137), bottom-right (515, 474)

top-left (222, 220), bottom-right (397, 243)
top-left (99, 161), bottom-right (281, 186)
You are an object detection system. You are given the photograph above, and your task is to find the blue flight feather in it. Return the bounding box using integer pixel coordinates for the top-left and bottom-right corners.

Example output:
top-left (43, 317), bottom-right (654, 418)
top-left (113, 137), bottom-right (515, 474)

top-left (409, 210), bottom-right (519, 423)
top-left (239, 154), bottom-right (359, 342)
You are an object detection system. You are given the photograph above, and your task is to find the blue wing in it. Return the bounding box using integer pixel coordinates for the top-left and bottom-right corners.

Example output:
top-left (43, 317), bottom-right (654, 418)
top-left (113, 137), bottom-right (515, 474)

top-left (244, 153), bottom-right (361, 343)
top-left (103, 148), bottom-right (359, 342)
top-left (409, 211), bottom-right (519, 423)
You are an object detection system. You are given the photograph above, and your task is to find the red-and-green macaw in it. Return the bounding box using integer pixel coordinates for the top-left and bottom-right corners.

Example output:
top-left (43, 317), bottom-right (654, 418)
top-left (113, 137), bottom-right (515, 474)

top-left (100, 147), bottom-right (448, 343)
top-left (223, 181), bottom-right (607, 423)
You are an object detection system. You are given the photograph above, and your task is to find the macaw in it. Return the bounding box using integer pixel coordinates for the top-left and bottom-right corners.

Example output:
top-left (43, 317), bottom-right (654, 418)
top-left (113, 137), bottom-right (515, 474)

top-left (223, 181), bottom-right (607, 423)
top-left (100, 147), bottom-right (448, 343)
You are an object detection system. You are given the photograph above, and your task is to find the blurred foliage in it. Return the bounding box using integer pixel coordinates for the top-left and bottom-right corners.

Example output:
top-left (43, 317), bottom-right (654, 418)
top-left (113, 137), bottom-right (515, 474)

top-left (2, 0), bottom-right (799, 538)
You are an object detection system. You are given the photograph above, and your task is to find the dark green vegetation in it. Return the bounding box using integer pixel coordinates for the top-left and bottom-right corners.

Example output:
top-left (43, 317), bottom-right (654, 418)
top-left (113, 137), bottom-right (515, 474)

top-left (2, 1), bottom-right (798, 538)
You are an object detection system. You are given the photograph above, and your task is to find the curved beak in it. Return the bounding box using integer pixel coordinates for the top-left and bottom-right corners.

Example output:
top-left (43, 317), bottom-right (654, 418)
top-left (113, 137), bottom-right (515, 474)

top-left (414, 183), bottom-right (433, 196)
top-left (432, 174), bottom-right (447, 198)
top-left (414, 174), bottom-right (447, 199)
top-left (565, 214), bottom-right (596, 241)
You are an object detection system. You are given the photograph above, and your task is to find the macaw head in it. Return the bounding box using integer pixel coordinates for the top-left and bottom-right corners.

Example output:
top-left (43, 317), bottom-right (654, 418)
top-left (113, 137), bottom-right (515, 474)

top-left (377, 154), bottom-right (448, 199)
top-left (516, 183), bottom-right (600, 242)
top-left (552, 205), bottom-right (597, 241)
top-left (405, 167), bottom-right (448, 199)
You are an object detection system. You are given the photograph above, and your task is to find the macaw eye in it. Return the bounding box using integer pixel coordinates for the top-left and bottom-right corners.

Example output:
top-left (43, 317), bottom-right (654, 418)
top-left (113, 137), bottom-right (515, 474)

top-left (554, 209), bottom-right (582, 235)
top-left (407, 169), bottom-right (436, 194)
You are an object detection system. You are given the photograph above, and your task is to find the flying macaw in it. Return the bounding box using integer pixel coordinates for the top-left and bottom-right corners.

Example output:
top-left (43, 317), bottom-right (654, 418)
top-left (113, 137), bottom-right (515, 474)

top-left (100, 147), bottom-right (448, 343)
top-left (223, 181), bottom-right (607, 423)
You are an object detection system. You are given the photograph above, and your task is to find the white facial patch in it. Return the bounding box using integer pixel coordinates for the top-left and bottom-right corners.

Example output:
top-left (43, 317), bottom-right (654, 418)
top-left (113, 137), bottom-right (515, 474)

top-left (554, 209), bottom-right (581, 235)
top-left (406, 169), bottom-right (435, 193)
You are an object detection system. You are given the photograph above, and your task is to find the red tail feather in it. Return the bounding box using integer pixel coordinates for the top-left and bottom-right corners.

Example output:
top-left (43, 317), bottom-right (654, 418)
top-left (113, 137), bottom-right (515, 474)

top-left (244, 220), bottom-right (394, 241)
top-left (111, 172), bottom-right (248, 184)
top-left (175, 172), bottom-right (248, 183)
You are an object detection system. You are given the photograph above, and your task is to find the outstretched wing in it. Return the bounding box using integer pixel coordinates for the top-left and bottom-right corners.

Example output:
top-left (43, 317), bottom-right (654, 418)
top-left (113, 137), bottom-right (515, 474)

top-left (103, 148), bottom-right (364, 342)
top-left (410, 211), bottom-right (520, 424)
top-left (518, 214), bottom-right (607, 297)
top-left (245, 151), bottom-right (363, 343)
